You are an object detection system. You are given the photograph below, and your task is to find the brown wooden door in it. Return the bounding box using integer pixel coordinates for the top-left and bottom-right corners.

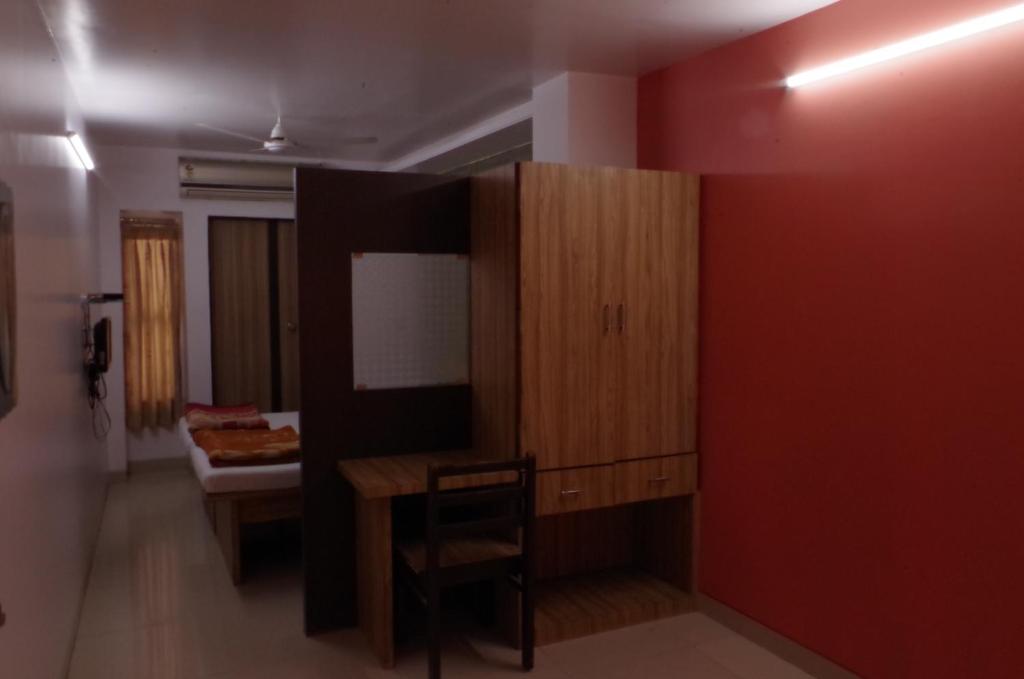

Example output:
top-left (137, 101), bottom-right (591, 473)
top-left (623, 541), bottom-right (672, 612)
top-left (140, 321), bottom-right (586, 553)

top-left (209, 218), bottom-right (273, 411)
top-left (276, 220), bottom-right (301, 411)
top-left (519, 163), bottom-right (613, 470)
top-left (618, 171), bottom-right (699, 459)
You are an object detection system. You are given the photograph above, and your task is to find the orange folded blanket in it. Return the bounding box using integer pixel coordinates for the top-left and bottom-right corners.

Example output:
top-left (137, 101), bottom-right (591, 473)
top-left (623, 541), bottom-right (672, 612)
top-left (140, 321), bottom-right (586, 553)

top-left (193, 426), bottom-right (301, 467)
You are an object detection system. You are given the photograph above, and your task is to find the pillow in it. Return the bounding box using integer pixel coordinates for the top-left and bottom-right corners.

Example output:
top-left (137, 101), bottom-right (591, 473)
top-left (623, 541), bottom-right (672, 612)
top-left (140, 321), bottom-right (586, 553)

top-left (184, 402), bottom-right (269, 432)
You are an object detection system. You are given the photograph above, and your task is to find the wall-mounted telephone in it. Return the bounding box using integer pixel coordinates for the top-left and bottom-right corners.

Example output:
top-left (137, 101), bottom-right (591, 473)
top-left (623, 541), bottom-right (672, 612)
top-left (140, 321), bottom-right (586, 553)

top-left (90, 317), bottom-right (112, 376)
top-left (81, 293), bottom-right (122, 439)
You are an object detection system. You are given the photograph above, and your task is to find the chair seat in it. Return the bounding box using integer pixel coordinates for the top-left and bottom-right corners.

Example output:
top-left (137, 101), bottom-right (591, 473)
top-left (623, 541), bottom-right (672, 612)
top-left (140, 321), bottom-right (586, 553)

top-left (397, 537), bottom-right (521, 574)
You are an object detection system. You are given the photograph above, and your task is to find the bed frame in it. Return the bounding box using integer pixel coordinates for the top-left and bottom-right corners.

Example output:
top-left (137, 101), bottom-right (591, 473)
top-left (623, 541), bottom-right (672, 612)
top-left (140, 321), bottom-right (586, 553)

top-left (203, 486), bottom-right (302, 584)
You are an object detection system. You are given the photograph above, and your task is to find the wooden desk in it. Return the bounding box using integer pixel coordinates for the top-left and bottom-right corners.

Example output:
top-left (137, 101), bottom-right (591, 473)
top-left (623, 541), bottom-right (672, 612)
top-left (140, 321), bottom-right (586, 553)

top-left (338, 450), bottom-right (511, 668)
top-left (340, 450), bottom-right (697, 666)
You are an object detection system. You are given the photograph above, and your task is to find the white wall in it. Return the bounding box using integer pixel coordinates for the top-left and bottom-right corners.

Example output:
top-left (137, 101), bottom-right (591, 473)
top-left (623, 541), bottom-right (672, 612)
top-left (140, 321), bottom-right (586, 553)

top-left (95, 146), bottom-right (300, 469)
top-left (0, 2), bottom-right (109, 677)
top-left (533, 72), bottom-right (637, 168)
top-left (532, 75), bottom-right (571, 163)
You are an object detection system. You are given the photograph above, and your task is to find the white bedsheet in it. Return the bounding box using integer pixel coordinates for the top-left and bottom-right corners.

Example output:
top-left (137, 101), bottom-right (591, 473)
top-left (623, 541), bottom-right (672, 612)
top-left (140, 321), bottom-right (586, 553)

top-left (179, 411), bottom-right (301, 494)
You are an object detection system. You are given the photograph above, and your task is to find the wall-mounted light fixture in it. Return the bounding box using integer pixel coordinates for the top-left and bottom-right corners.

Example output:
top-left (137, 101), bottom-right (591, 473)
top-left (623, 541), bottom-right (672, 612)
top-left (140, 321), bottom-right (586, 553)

top-left (786, 2), bottom-right (1024, 88)
top-left (66, 132), bottom-right (95, 171)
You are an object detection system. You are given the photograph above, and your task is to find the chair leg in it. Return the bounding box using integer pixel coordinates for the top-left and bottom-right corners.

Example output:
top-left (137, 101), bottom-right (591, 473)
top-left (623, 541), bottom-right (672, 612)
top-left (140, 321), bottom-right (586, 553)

top-left (428, 578), bottom-right (441, 679)
top-left (521, 576), bottom-right (534, 671)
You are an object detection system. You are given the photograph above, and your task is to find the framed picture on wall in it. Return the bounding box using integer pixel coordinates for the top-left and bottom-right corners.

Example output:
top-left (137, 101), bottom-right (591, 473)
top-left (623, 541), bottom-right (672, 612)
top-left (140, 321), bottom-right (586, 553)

top-left (0, 181), bottom-right (16, 420)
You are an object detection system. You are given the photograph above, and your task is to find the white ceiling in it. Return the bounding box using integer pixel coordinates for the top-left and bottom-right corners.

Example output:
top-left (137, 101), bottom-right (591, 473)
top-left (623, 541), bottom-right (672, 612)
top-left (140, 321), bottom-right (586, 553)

top-left (37, 0), bottom-right (836, 164)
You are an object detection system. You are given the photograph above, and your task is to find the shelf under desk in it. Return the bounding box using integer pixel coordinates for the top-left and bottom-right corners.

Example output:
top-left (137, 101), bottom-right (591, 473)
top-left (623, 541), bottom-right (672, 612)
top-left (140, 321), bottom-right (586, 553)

top-left (535, 568), bottom-right (695, 646)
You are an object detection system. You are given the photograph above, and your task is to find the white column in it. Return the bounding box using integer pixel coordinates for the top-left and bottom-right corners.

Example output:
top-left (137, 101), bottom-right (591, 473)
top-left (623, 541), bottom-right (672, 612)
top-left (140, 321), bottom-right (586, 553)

top-left (532, 72), bottom-right (637, 168)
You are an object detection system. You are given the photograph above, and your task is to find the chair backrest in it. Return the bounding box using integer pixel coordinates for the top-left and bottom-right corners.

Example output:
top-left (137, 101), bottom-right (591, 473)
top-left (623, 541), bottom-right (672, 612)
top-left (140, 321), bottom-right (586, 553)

top-left (425, 456), bottom-right (536, 570)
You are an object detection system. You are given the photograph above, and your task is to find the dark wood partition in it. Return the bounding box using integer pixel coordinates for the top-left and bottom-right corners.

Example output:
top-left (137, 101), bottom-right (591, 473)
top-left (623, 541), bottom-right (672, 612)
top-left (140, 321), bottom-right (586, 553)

top-left (295, 168), bottom-right (471, 634)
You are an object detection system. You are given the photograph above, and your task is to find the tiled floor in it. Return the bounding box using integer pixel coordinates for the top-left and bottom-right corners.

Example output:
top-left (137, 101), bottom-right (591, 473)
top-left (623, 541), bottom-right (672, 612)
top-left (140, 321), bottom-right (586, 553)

top-left (68, 467), bottom-right (813, 679)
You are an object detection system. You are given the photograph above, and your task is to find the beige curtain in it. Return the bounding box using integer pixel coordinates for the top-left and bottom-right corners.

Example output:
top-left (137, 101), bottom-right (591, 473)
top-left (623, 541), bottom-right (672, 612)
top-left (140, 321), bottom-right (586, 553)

top-left (122, 220), bottom-right (185, 431)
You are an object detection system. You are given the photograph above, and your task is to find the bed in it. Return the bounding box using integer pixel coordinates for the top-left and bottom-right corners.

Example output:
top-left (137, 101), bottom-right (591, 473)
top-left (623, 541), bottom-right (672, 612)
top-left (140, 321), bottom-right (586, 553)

top-left (180, 411), bottom-right (302, 584)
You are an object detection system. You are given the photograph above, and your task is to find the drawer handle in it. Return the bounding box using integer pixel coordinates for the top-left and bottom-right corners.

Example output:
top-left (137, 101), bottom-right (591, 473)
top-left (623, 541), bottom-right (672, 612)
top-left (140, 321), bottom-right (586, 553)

top-left (649, 476), bottom-right (670, 484)
top-left (560, 489), bottom-right (583, 497)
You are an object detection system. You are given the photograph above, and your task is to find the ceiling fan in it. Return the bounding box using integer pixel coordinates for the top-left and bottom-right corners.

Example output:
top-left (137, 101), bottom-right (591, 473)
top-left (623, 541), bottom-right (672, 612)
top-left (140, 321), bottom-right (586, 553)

top-left (196, 116), bottom-right (378, 154)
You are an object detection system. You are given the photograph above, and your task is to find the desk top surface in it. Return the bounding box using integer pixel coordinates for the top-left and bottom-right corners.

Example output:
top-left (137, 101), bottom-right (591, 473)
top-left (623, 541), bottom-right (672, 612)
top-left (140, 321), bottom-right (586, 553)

top-left (338, 450), bottom-right (514, 499)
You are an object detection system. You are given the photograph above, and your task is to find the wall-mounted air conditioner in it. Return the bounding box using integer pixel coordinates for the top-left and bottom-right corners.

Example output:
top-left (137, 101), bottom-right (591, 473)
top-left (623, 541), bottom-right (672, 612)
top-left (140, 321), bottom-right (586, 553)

top-left (178, 158), bottom-right (297, 201)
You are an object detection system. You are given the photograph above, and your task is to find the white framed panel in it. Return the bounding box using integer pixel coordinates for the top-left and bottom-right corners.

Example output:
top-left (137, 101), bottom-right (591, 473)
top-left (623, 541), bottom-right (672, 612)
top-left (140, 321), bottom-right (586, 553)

top-left (351, 253), bottom-right (469, 390)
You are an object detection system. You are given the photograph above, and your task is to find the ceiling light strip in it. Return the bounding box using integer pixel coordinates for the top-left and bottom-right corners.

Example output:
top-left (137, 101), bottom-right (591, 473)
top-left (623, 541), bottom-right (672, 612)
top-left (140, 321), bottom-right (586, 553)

top-left (66, 132), bottom-right (95, 171)
top-left (786, 3), bottom-right (1024, 88)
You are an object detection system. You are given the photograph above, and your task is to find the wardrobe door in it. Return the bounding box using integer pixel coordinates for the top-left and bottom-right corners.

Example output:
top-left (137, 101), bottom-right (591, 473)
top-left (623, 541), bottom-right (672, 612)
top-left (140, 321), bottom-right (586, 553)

top-left (519, 163), bottom-right (611, 470)
top-left (619, 172), bottom-right (700, 459)
top-left (595, 167), bottom-right (630, 462)
top-left (209, 218), bottom-right (273, 411)
top-left (276, 220), bottom-right (301, 411)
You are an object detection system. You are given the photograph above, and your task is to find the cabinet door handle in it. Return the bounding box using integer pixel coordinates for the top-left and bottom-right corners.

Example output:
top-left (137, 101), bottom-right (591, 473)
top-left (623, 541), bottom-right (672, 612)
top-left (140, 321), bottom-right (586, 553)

top-left (617, 303), bottom-right (625, 334)
top-left (603, 304), bottom-right (610, 335)
top-left (648, 476), bottom-right (670, 484)
top-left (560, 489), bottom-right (583, 497)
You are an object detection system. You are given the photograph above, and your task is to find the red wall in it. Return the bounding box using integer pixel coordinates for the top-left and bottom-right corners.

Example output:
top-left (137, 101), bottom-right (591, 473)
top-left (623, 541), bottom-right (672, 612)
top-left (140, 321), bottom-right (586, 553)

top-left (638, 1), bottom-right (1024, 677)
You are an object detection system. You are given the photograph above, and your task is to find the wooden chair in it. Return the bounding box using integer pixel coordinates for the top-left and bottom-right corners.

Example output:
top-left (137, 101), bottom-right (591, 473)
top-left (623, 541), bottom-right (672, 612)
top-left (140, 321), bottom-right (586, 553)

top-left (395, 457), bottom-right (536, 679)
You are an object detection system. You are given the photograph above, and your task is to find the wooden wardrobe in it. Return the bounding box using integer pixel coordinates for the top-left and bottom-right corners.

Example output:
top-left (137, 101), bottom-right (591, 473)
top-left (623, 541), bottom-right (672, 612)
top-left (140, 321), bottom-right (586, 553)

top-left (471, 162), bottom-right (700, 645)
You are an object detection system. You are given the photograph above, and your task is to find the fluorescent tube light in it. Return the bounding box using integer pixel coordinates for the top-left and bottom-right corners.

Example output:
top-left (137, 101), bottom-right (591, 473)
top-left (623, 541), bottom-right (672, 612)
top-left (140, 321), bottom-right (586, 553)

top-left (66, 132), bottom-right (95, 171)
top-left (786, 2), bottom-right (1024, 88)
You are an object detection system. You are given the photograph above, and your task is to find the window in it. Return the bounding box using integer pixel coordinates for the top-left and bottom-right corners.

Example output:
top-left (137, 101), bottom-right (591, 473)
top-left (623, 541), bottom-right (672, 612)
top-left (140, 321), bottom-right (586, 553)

top-left (121, 213), bottom-right (185, 431)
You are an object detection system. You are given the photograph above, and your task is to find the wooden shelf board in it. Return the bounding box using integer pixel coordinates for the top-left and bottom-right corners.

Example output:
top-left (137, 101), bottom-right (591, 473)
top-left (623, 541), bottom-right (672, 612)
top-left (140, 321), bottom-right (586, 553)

top-left (534, 568), bottom-right (695, 646)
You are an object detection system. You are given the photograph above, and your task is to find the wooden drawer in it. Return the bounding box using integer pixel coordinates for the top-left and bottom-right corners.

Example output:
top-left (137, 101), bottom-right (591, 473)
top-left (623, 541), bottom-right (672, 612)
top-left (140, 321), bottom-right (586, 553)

top-left (537, 465), bottom-right (616, 516)
top-left (615, 454), bottom-right (697, 505)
